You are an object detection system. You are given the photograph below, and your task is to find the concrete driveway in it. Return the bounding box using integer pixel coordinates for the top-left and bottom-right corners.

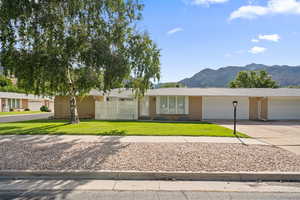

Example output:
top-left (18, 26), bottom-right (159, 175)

top-left (213, 120), bottom-right (300, 155)
top-left (0, 113), bottom-right (53, 123)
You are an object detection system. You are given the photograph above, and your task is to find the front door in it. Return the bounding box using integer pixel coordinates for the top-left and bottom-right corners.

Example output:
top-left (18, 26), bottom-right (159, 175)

top-left (249, 97), bottom-right (268, 121)
top-left (257, 100), bottom-right (262, 120)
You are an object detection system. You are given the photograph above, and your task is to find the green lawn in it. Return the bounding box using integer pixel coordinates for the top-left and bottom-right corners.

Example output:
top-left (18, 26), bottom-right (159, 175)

top-left (0, 120), bottom-right (248, 137)
top-left (0, 111), bottom-right (43, 116)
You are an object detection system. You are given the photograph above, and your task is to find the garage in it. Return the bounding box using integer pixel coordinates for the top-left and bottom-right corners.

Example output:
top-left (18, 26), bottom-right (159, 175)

top-left (268, 97), bottom-right (300, 120)
top-left (202, 96), bottom-right (249, 120)
top-left (28, 100), bottom-right (43, 111)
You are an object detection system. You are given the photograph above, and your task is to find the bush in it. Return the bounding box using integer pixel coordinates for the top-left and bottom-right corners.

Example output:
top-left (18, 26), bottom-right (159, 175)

top-left (0, 75), bottom-right (13, 87)
top-left (24, 108), bottom-right (30, 111)
top-left (0, 85), bottom-right (26, 93)
top-left (40, 105), bottom-right (50, 112)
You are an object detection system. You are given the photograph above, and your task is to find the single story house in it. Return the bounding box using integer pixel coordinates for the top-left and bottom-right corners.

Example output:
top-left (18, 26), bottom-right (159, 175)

top-left (54, 88), bottom-right (300, 121)
top-left (0, 92), bottom-right (53, 112)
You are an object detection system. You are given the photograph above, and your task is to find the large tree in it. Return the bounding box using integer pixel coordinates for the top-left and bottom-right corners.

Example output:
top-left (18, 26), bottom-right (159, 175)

top-left (159, 82), bottom-right (185, 88)
top-left (0, 0), bottom-right (160, 123)
top-left (229, 70), bottom-right (278, 88)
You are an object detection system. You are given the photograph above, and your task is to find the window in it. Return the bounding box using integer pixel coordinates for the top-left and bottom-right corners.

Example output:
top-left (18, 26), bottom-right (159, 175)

top-left (159, 96), bottom-right (168, 114)
top-left (8, 99), bottom-right (21, 109)
top-left (16, 99), bottom-right (20, 108)
top-left (8, 99), bottom-right (11, 109)
top-left (177, 96), bottom-right (185, 114)
top-left (12, 99), bottom-right (16, 108)
top-left (157, 96), bottom-right (188, 115)
top-left (169, 96), bottom-right (176, 114)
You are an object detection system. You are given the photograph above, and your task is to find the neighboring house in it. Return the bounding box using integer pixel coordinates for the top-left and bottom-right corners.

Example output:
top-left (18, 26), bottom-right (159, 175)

top-left (0, 92), bottom-right (53, 112)
top-left (54, 88), bottom-right (300, 121)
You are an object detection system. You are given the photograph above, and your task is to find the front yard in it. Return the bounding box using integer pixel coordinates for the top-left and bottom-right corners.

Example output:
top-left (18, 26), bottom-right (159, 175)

top-left (0, 119), bottom-right (248, 137)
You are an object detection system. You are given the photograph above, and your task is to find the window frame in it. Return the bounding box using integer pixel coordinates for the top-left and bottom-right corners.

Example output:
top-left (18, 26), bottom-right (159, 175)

top-left (156, 96), bottom-right (189, 115)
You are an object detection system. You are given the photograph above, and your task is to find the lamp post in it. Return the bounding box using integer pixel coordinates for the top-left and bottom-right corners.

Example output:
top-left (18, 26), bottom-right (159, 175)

top-left (232, 101), bottom-right (238, 135)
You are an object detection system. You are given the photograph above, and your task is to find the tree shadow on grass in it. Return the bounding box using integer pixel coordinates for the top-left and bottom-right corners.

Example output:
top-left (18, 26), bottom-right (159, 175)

top-left (0, 124), bottom-right (70, 135)
top-left (0, 134), bottom-right (127, 199)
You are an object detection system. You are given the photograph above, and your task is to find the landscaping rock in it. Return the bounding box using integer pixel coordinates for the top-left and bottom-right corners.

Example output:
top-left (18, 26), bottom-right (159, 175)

top-left (1, 139), bottom-right (300, 172)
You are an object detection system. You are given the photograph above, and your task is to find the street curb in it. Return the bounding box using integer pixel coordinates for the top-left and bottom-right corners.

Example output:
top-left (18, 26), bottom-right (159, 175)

top-left (1, 170), bottom-right (300, 182)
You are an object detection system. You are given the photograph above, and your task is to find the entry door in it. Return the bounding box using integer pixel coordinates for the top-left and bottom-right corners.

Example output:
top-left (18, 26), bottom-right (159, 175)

top-left (249, 97), bottom-right (266, 121)
top-left (257, 100), bottom-right (262, 120)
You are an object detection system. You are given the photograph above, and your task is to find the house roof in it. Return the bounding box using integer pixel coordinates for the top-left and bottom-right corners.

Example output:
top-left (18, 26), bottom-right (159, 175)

top-left (146, 88), bottom-right (300, 97)
top-left (90, 88), bottom-right (300, 98)
top-left (89, 89), bottom-right (134, 98)
top-left (0, 92), bottom-right (51, 100)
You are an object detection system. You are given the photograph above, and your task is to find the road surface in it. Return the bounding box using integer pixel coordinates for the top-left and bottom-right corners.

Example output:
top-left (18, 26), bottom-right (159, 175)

top-left (1, 180), bottom-right (300, 199)
top-left (0, 191), bottom-right (300, 200)
top-left (0, 113), bottom-right (53, 123)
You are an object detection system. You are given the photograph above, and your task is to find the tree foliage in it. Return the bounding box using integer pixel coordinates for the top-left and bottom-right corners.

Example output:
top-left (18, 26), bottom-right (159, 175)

top-left (229, 70), bottom-right (279, 88)
top-left (0, 0), bottom-right (161, 123)
top-left (0, 75), bottom-right (12, 87)
top-left (0, 75), bottom-right (25, 92)
top-left (158, 82), bottom-right (185, 88)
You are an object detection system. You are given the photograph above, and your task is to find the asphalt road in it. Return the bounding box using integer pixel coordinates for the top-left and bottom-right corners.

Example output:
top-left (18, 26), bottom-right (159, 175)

top-left (0, 113), bottom-right (53, 123)
top-left (0, 191), bottom-right (300, 200)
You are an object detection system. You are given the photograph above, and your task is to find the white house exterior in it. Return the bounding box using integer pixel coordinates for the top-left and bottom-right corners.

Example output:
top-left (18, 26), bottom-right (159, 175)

top-left (54, 88), bottom-right (300, 121)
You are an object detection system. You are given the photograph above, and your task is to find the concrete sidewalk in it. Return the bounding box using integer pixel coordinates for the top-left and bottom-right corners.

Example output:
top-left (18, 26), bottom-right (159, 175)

top-left (0, 135), bottom-right (267, 145)
top-left (1, 179), bottom-right (300, 193)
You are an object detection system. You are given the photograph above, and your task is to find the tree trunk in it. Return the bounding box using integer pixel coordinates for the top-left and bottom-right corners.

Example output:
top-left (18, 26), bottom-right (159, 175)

top-left (69, 94), bottom-right (80, 124)
top-left (67, 67), bottom-right (80, 124)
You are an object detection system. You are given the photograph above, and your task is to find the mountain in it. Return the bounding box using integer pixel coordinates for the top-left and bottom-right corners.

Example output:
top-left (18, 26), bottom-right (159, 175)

top-left (179, 63), bottom-right (300, 88)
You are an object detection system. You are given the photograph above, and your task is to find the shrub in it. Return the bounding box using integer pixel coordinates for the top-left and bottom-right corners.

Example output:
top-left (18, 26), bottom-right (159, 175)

top-left (0, 85), bottom-right (26, 93)
top-left (24, 108), bottom-right (30, 111)
top-left (40, 105), bottom-right (49, 112)
top-left (0, 75), bottom-right (13, 87)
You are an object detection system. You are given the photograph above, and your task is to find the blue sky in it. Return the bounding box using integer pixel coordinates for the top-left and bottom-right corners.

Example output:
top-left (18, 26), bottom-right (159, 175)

top-left (138, 0), bottom-right (300, 82)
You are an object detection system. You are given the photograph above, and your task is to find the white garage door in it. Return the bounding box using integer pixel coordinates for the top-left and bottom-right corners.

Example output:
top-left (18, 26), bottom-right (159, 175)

top-left (28, 101), bottom-right (43, 111)
top-left (268, 97), bottom-right (300, 120)
top-left (203, 96), bottom-right (249, 120)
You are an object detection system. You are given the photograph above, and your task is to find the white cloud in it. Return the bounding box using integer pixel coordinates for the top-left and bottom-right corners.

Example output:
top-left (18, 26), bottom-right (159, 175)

top-left (251, 38), bottom-right (260, 43)
top-left (249, 46), bottom-right (267, 54)
top-left (191, 0), bottom-right (228, 6)
top-left (167, 28), bottom-right (183, 35)
top-left (258, 34), bottom-right (280, 42)
top-left (230, 0), bottom-right (300, 20)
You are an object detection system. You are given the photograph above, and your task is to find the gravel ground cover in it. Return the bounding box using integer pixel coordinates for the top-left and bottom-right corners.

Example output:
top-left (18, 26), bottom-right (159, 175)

top-left (1, 139), bottom-right (300, 172)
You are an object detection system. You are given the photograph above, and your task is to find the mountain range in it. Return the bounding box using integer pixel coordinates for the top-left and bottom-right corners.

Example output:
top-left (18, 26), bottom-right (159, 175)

top-left (179, 63), bottom-right (300, 88)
